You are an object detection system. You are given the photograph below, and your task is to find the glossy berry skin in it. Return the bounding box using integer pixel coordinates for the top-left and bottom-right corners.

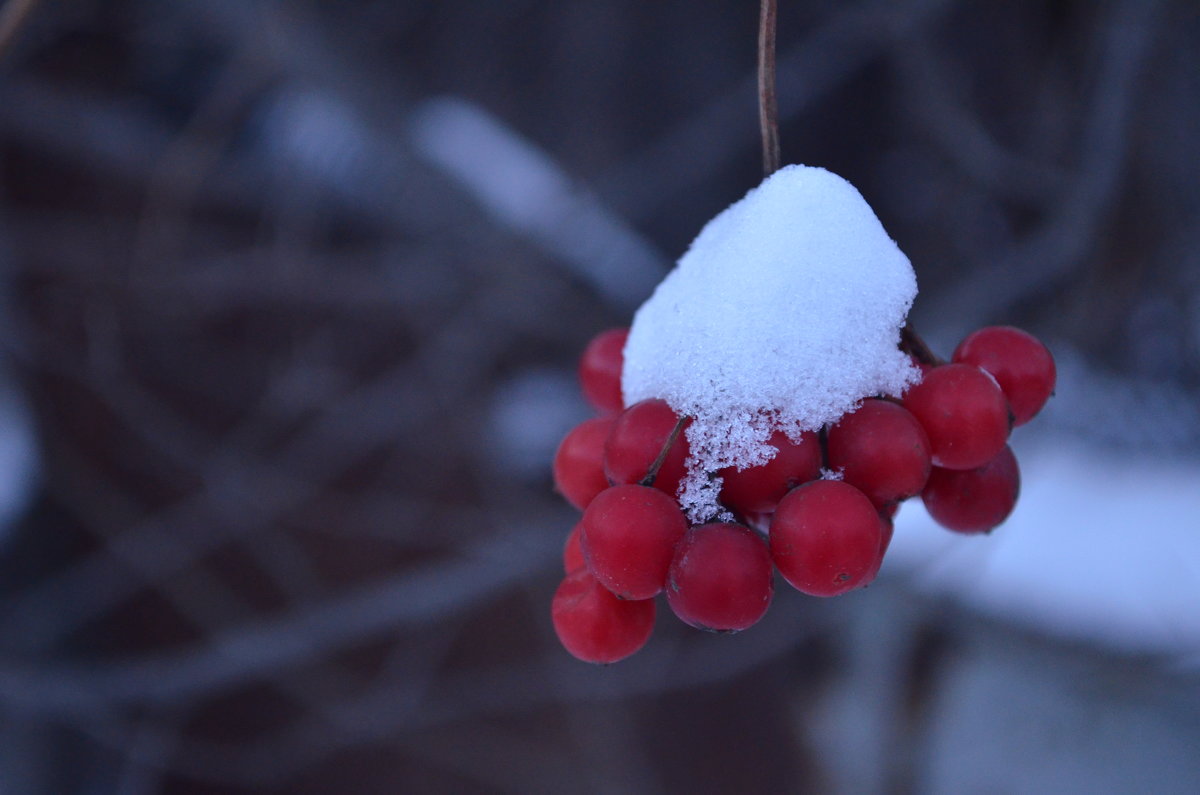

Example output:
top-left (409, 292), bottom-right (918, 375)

top-left (553, 416), bottom-right (616, 510)
top-left (604, 399), bottom-right (691, 496)
top-left (770, 480), bottom-right (883, 597)
top-left (579, 328), bottom-right (629, 415)
top-left (563, 523), bottom-right (585, 573)
top-left (552, 568), bottom-right (655, 664)
top-left (827, 399), bottom-right (932, 510)
top-left (953, 326), bottom-right (1055, 426)
top-left (581, 484), bottom-right (687, 600)
top-left (719, 429), bottom-right (822, 514)
top-left (667, 523), bottom-right (774, 632)
top-left (923, 445), bottom-right (1020, 534)
top-left (903, 363), bottom-right (1012, 470)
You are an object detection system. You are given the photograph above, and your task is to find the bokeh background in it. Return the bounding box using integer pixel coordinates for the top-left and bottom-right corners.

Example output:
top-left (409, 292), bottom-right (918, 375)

top-left (1, 0), bottom-right (1199, 792)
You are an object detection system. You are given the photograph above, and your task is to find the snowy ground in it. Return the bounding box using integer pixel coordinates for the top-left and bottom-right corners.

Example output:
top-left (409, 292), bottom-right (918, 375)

top-left (890, 431), bottom-right (1200, 664)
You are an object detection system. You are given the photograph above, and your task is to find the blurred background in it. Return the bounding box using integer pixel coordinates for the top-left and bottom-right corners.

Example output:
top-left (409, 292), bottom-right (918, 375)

top-left (1, 0), bottom-right (1199, 792)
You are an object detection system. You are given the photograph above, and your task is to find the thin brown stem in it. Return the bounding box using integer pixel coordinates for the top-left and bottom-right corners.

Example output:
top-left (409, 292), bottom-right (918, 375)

top-left (758, 0), bottom-right (781, 176)
top-left (640, 415), bottom-right (689, 487)
top-left (900, 323), bottom-right (943, 366)
top-left (0, 0), bottom-right (43, 62)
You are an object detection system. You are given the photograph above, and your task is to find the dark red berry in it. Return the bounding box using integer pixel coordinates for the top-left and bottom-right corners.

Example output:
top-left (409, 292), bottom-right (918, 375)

top-left (770, 480), bottom-right (883, 597)
top-left (579, 328), bottom-right (629, 415)
top-left (827, 399), bottom-right (932, 509)
top-left (552, 567), bottom-right (655, 664)
top-left (553, 416), bottom-right (616, 510)
top-left (953, 326), bottom-right (1055, 426)
top-left (922, 445), bottom-right (1020, 534)
top-left (581, 484), bottom-right (688, 600)
top-left (604, 399), bottom-right (691, 496)
top-left (719, 429), bottom-right (822, 514)
top-left (903, 363), bottom-right (1011, 470)
top-left (563, 523), bottom-right (585, 573)
top-left (667, 523), bottom-right (774, 632)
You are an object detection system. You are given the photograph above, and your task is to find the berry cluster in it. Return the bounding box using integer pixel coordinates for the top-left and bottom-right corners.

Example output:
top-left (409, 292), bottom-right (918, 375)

top-left (551, 325), bottom-right (1055, 663)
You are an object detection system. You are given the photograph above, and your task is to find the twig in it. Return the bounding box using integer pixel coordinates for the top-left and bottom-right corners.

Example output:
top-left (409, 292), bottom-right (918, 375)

top-left (900, 323), bottom-right (942, 366)
top-left (639, 415), bottom-right (689, 487)
top-left (758, 0), bottom-right (781, 176)
top-left (0, 0), bottom-right (41, 62)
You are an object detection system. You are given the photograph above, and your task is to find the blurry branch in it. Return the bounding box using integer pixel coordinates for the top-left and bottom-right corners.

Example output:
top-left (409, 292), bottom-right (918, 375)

top-left (112, 714), bottom-right (181, 795)
top-left (132, 54), bottom-right (280, 273)
top-left (0, 78), bottom-right (176, 181)
top-left (410, 97), bottom-right (668, 312)
top-left (0, 0), bottom-right (41, 62)
top-left (931, 0), bottom-right (1163, 326)
top-left (599, 0), bottom-right (957, 218)
top-left (0, 525), bottom-right (558, 713)
top-left (0, 74), bottom-right (449, 236)
top-left (894, 41), bottom-right (1068, 204)
top-left (0, 313), bottom-right (494, 651)
top-left (67, 593), bottom-right (830, 787)
top-left (3, 223), bottom-right (459, 314)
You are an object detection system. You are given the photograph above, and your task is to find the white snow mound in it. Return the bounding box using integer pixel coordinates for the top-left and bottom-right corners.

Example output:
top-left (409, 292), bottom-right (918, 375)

top-left (622, 165), bottom-right (918, 521)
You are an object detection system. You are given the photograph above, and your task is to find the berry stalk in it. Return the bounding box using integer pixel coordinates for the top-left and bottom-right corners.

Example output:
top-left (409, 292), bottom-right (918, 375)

top-left (639, 414), bottom-right (690, 488)
top-left (900, 322), bottom-right (943, 367)
top-left (758, 0), bottom-right (781, 177)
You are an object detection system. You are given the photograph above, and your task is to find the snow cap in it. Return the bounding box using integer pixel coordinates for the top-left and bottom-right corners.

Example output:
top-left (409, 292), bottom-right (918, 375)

top-left (622, 165), bottom-right (918, 520)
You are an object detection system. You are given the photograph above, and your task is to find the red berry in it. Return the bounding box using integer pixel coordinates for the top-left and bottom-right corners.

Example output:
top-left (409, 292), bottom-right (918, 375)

top-left (604, 399), bottom-right (691, 496)
top-left (953, 326), bottom-right (1055, 426)
top-left (552, 568), bottom-right (655, 664)
top-left (580, 484), bottom-right (687, 600)
top-left (553, 416), bottom-right (616, 510)
top-left (827, 399), bottom-right (932, 510)
top-left (563, 523), bottom-right (585, 573)
top-left (579, 328), bottom-right (628, 414)
top-left (770, 480), bottom-right (883, 597)
top-left (667, 523), bottom-right (774, 632)
top-left (902, 363), bottom-right (1011, 470)
top-left (718, 429), bottom-right (822, 514)
top-left (922, 445), bottom-right (1020, 534)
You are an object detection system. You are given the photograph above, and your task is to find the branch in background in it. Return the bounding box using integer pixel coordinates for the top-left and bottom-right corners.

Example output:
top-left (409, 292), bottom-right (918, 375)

top-left (0, 0), bottom-right (41, 62)
top-left (929, 0), bottom-right (1162, 328)
top-left (0, 525), bottom-right (560, 712)
top-left (599, 0), bottom-right (958, 219)
top-left (409, 97), bottom-right (668, 312)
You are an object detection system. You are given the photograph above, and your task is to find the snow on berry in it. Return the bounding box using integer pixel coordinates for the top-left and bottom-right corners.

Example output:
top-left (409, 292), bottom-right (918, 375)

top-left (621, 165), bottom-right (919, 521)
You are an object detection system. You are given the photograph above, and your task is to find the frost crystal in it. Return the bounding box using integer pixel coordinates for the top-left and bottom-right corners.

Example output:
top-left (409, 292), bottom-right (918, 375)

top-left (622, 165), bottom-right (918, 521)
